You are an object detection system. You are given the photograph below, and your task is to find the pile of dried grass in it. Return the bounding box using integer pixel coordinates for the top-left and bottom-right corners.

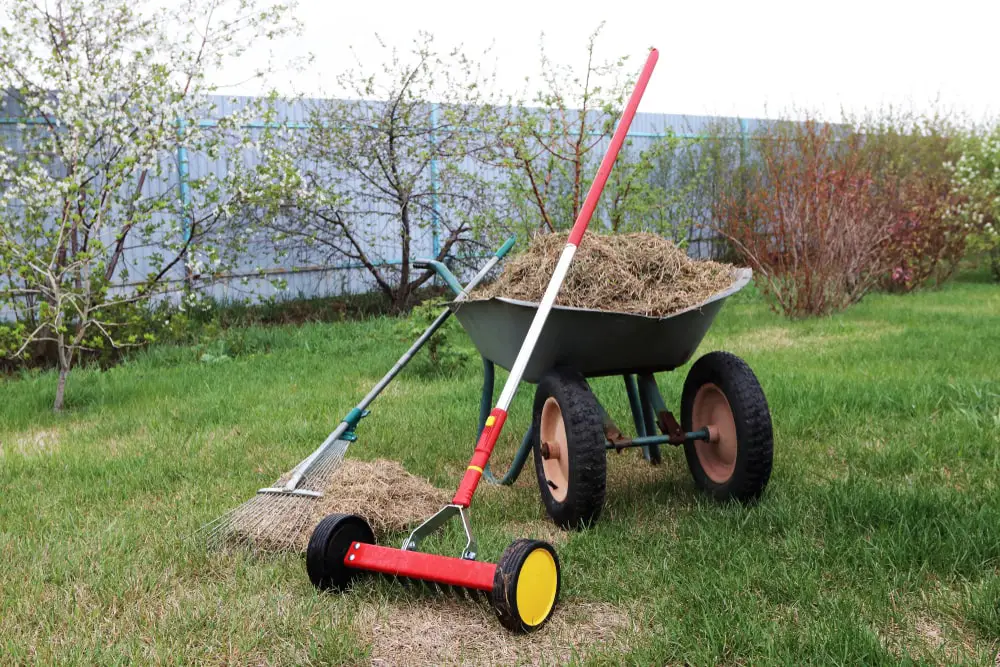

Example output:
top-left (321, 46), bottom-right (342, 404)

top-left (472, 231), bottom-right (736, 317)
top-left (223, 459), bottom-right (448, 553)
top-left (309, 459), bottom-right (448, 539)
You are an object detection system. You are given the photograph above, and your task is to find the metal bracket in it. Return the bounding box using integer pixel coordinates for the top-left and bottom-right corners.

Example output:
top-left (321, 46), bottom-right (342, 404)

top-left (657, 409), bottom-right (687, 445)
top-left (603, 423), bottom-right (631, 453)
top-left (401, 504), bottom-right (479, 561)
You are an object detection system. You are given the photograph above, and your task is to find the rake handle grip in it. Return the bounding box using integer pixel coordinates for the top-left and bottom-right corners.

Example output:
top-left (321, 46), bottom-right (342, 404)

top-left (452, 408), bottom-right (508, 507)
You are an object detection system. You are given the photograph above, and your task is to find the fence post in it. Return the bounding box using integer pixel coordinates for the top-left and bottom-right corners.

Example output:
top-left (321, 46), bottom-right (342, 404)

top-left (175, 117), bottom-right (193, 289)
top-left (740, 116), bottom-right (750, 225)
top-left (429, 103), bottom-right (442, 259)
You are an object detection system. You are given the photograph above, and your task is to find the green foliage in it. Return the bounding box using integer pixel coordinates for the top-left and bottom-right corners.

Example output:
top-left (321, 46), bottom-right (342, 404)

top-left (0, 321), bottom-right (26, 359)
top-left (395, 297), bottom-right (471, 377)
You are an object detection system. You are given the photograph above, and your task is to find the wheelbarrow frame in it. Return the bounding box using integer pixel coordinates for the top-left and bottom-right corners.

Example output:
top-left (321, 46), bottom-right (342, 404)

top-left (477, 363), bottom-right (695, 484)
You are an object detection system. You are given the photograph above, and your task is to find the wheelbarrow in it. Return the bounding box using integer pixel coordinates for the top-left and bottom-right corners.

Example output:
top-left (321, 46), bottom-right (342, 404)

top-left (444, 265), bottom-right (774, 528)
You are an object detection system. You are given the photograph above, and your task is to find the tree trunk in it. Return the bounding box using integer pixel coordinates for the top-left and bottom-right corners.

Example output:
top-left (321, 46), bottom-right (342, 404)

top-left (54, 364), bottom-right (68, 412)
top-left (53, 338), bottom-right (71, 412)
top-left (391, 285), bottom-right (410, 314)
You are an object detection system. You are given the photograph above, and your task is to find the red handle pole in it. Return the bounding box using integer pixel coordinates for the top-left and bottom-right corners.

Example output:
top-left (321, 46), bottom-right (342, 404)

top-left (567, 48), bottom-right (659, 247)
top-left (451, 48), bottom-right (659, 509)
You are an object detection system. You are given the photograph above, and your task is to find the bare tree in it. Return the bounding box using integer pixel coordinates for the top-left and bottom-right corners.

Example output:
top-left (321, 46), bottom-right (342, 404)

top-left (253, 33), bottom-right (499, 311)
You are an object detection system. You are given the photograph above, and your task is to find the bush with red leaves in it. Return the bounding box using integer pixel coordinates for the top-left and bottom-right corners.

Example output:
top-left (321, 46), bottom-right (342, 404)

top-left (880, 175), bottom-right (966, 292)
top-left (856, 114), bottom-right (966, 292)
top-left (715, 120), bottom-right (898, 317)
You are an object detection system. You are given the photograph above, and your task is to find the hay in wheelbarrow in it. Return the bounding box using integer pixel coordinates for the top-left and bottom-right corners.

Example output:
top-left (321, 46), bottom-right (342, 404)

top-left (223, 459), bottom-right (449, 553)
top-left (472, 231), bottom-right (736, 317)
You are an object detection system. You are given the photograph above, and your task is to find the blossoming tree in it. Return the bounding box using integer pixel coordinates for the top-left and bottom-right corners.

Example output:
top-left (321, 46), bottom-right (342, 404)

top-left (0, 0), bottom-right (296, 410)
top-left (949, 128), bottom-right (1000, 281)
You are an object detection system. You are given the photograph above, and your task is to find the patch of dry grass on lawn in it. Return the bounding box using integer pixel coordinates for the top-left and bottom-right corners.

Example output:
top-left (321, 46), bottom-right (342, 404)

top-left (356, 597), bottom-right (633, 666)
top-left (0, 427), bottom-right (62, 457)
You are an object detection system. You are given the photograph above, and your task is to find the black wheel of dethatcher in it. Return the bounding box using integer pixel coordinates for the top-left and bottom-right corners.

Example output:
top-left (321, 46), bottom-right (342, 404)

top-left (489, 539), bottom-right (561, 633)
top-left (531, 368), bottom-right (607, 529)
top-left (306, 513), bottom-right (375, 591)
top-left (681, 351), bottom-right (773, 503)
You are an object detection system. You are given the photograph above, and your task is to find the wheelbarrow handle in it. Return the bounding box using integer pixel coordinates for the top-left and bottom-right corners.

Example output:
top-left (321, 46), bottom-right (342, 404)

top-left (495, 235), bottom-right (517, 259)
top-left (414, 235), bottom-right (517, 297)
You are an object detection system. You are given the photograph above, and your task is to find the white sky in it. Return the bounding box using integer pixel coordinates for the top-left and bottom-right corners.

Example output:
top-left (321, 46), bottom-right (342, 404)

top-left (224, 0), bottom-right (1000, 124)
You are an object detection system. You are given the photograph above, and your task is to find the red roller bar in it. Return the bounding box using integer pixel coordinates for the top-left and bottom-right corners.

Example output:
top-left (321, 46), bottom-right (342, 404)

top-left (345, 542), bottom-right (497, 591)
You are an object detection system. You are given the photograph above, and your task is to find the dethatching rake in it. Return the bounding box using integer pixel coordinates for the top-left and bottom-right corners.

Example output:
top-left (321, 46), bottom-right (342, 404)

top-left (304, 48), bottom-right (660, 633)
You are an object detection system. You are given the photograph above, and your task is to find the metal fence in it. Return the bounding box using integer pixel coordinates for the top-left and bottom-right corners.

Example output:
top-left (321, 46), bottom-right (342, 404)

top-left (0, 94), bottom-right (766, 315)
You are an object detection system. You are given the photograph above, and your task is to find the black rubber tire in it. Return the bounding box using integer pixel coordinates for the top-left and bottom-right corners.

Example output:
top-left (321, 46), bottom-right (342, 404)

top-left (489, 539), bottom-right (561, 633)
top-left (681, 351), bottom-right (773, 503)
top-left (306, 513), bottom-right (375, 591)
top-left (531, 367), bottom-right (607, 529)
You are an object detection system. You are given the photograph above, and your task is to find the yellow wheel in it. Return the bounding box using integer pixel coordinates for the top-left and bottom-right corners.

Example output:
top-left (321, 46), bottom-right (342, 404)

top-left (489, 539), bottom-right (560, 633)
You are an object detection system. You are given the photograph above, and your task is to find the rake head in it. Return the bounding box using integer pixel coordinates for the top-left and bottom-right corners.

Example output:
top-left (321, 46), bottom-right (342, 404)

top-left (202, 438), bottom-right (349, 552)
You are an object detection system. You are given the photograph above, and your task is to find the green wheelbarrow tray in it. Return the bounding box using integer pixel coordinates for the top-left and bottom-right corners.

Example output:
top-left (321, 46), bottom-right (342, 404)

top-left (449, 267), bottom-right (753, 382)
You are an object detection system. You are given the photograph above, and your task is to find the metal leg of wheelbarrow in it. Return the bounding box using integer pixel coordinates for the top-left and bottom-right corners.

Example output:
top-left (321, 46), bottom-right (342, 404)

top-left (625, 374), bottom-right (661, 464)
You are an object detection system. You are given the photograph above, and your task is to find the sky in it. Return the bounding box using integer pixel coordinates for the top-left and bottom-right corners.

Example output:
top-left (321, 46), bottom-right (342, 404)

top-left (220, 0), bottom-right (1000, 124)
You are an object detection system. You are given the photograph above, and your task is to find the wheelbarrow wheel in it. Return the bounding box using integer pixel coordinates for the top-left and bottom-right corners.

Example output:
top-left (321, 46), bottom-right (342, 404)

top-left (681, 351), bottom-right (773, 503)
top-left (489, 538), bottom-right (560, 633)
top-left (531, 368), bottom-right (607, 529)
top-left (306, 513), bottom-right (375, 591)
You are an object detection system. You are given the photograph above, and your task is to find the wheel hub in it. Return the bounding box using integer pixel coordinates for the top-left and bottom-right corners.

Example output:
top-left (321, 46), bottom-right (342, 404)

top-left (691, 383), bottom-right (737, 483)
top-left (539, 397), bottom-right (570, 502)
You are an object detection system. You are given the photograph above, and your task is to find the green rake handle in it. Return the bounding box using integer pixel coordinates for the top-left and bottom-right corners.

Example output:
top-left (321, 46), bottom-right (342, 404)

top-left (279, 237), bottom-right (516, 492)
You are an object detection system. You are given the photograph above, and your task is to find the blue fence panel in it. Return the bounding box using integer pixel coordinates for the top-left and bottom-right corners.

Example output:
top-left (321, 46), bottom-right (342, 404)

top-left (1, 91), bottom-right (757, 318)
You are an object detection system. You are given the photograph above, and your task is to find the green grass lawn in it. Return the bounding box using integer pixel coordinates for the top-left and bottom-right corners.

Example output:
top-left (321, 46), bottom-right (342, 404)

top-left (2, 278), bottom-right (999, 665)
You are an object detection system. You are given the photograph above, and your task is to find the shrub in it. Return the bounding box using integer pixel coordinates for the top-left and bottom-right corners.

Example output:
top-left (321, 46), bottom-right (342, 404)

top-left (715, 120), bottom-right (897, 317)
top-left (880, 174), bottom-right (965, 292)
top-left (396, 297), bottom-right (471, 377)
top-left (852, 111), bottom-right (967, 291)
top-left (948, 126), bottom-right (1000, 281)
